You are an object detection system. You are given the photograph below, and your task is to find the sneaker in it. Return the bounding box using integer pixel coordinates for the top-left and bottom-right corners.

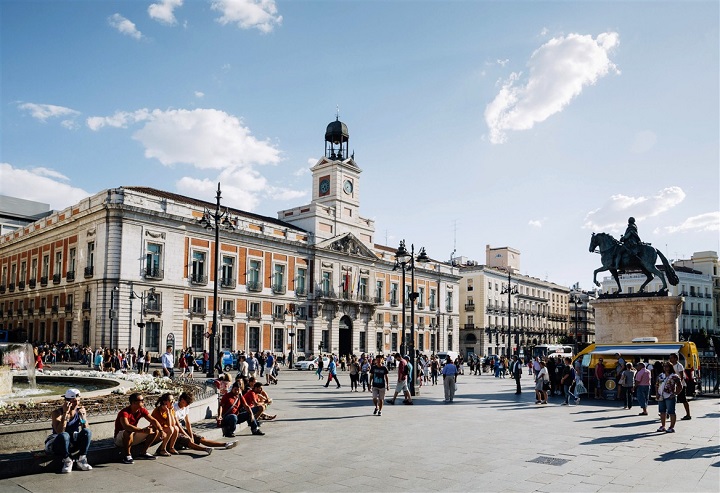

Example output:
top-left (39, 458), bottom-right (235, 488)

top-left (252, 429), bottom-right (265, 436)
top-left (76, 455), bottom-right (92, 471)
top-left (535, 400), bottom-right (540, 404)
top-left (205, 447), bottom-right (213, 455)
top-left (575, 398), bottom-right (581, 405)
top-left (666, 428), bottom-right (675, 433)
top-left (373, 407), bottom-right (378, 415)
top-left (122, 456), bottom-right (134, 465)
top-left (225, 441), bottom-right (238, 450)
top-left (377, 411), bottom-right (381, 416)
top-left (61, 457), bottom-right (73, 473)
top-left (385, 399), bottom-right (395, 405)
top-left (681, 415), bottom-right (692, 420)
top-left (656, 426), bottom-right (666, 432)
top-left (140, 452), bottom-right (157, 460)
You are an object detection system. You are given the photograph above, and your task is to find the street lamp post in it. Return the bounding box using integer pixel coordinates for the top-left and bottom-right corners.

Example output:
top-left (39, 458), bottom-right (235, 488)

top-left (285, 305), bottom-right (296, 369)
top-left (109, 285), bottom-right (119, 349)
top-left (198, 183), bottom-right (236, 378)
top-left (129, 283), bottom-right (156, 356)
top-left (394, 240), bottom-right (430, 396)
top-left (501, 270), bottom-right (518, 357)
top-left (572, 295), bottom-right (583, 355)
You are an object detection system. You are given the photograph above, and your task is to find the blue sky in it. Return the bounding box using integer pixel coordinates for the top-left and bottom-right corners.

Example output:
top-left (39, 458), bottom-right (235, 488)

top-left (1, 0), bottom-right (718, 288)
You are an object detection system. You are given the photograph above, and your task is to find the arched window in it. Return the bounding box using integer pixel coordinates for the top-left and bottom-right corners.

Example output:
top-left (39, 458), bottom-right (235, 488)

top-left (465, 333), bottom-right (477, 344)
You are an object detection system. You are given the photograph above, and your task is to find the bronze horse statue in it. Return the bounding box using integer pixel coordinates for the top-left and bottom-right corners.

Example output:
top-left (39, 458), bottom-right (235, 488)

top-left (590, 232), bottom-right (679, 293)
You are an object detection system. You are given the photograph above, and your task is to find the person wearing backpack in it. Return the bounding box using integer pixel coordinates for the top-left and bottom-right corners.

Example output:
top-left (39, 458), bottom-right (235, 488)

top-left (561, 357), bottom-right (580, 405)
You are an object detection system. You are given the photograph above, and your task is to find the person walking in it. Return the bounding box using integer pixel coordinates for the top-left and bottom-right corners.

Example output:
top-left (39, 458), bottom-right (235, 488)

top-left (560, 357), bottom-right (580, 405)
top-left (386, 352), bottom-right (412, 405)
top-left (442, 356), bottom-right (458, 403)
top-left (511, 355), bottom-right (523, 394)
top-left (360, 356), bottom-right (370, 392)
top-left (535, 360), bottom-right (549, 404)
top-left (620, 362), bottom-right (636, 410)
top-left (161, 345), bottom-right (174, 378)
top-left (430, 356), bottom-right (440, 385)
top-left (370, 355), bottom-right (390, 416)
top-left (348, 355), bottom-right (360, 392)
top-left (324, 357), bottom-right (341, 389)
top-left (316, 355), bottom-right (324, 380)
top-left (656, 362), bottom-right (682, 433)
top-left (669, 352), bottom-right (692, 421)
top-left (634, 362), bottom-right (651, 415)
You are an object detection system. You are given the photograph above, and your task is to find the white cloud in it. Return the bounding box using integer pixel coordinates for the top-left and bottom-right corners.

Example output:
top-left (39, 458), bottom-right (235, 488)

top-left (657, 212), bottom-right (720, 234)
top-left (86, 109), bottom-right (152, 130)
top-left (528, 219), bottom-right (544, 228)
top-left (485, 32), bottom-right (620, 144)
top-left (583, 186), bottom-right (686, 231)
top-left (540, 27), bottom-right (549, 36)
top-left (194, 91), bottom-right (205, 98)
top-left (497, 59), bottom-right (509, 67)
top-left (18, 102), bottom-right (80, 122)
top-left (108, 13), bottom-right (143, 40)
top-left (148, 0), bottom-right (183, 25)
top-left (211, 0), bottom-right (282, 33)
top-left (130, 108), bottom-right (281, 169)
top-left (0, 163), bottom-right (90, 210)
top-left (630, 130), bottom-right (657, 154)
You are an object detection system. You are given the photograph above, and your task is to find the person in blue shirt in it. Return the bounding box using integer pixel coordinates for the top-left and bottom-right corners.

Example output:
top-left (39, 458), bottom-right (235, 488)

top-left (323, 357), bottom-right (341, 389)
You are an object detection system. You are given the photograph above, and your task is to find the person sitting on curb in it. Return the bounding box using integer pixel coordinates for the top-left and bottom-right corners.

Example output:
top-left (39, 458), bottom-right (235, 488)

top-left (247, 376), bottom-right (276, 420)
top-left (150, 393), bottom-right (180, 457)
top-left (114, 392), bottom-right (165, 464)
top-left (243, 381), bottom-right (276, 421)
top-left (217, 382), bottom-right (265, 437)
top-left (174, 392), bottom-right (238, 452)
top-left (46, 388), bottom-right (93, 473)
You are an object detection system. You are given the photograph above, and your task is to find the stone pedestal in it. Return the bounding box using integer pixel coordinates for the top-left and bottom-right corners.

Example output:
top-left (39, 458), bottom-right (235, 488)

top-left (591, 296), bottom-right (683, 344)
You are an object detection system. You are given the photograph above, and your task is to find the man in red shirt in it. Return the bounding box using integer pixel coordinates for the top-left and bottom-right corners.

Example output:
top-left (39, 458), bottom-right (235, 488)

top-left (218, 382), bottom-right (264, 438)
top-left (114, 392), bottom-right (164, 464)
top-left (594, 358), bottom-right (605, 399)
top-left (386, 353), bottom-right (412, 406)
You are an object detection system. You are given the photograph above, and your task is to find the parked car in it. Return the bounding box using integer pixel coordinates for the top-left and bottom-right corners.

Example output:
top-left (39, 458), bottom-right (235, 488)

top-left (295, 357), bottom-right (330, 371)
top-left (195, 351), bottom-right (237, 372)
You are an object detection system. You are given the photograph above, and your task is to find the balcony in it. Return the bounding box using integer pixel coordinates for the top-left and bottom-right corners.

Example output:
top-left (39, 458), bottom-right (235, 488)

top-left (429, 303), bottom-right (436, 311)
top-left (271, 284), bottom-right (286, 295)
top-left (52, 274), bottom-right (61, 285)
top-left (296, 312), bottom-right (308, 320)
top-left (190, 274), bottom-right (208, 286)
top-left (64, 303), bottom-right (73, 314)
top-left (272, 313), bottom-right (286, 322)
top-left (220, 277), bottom-right (236, 289)
top-left (464, 323), bottom-right (475, 329)
top-left (317, 289), bottom-right (337, 299)
top-left (446, 304), bottom-right (454, 312)
top-left (39, 307), bottom-right (46, 316)
top-left (8, 283), bottom-right (15, 292)
top-left (417, 321), bottom-right (425, 329)
top-left (417, 302), bottom-right (425, 310)
top-left (18, 281), bottom-right (26, 291)
top-left (373, 296), bottom-right (383, 305)
top-left (28, 308), bottom-right (34, 316)
top-left (390, 321), bottom-right (399, 328)
top-left (357, 294), bottom-right (371, 303)
top-left (295, 286), bottom-right (307, 297)
top-left (40, 276), bottom-right (48, 287)
top-left (82, 302), bottom-right (91, 313)
top-left (7, 308), bottom-right (14, 317)
top-left (464, 303), bottom-right (475, 311)
top-left (247, 281), bottom-right (262, 292)
top-left (221, 308), bottom-right (235, 318)
top-left (51, 305), bottom-right (60, 315)
top-left (248, 310), bottom-right (261, 321)
top-left (30, 278), bottom-right (37, 288)
top-left (390, 298), bottom-right (399, 307)
top-left (144, 300), bottom-right (162, 315)
top-left (145, 267), bottom-right (164, 281)
top-left (66, 271), bottom-right (75, 282)
top-left (84, 266), bottom-right (94, 278)
top-left (189, 306), bottom-right (206, 316)
top-left (0, 285), bottom-right (4, 294)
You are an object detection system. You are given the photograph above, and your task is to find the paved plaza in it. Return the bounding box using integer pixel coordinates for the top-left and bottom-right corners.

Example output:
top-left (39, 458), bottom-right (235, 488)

top-left (1, 368), bottom-right (718, 492)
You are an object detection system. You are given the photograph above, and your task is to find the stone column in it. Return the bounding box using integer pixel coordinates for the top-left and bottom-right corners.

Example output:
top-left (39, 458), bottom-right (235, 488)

top-left (591, 296), bottom-right (683, 344)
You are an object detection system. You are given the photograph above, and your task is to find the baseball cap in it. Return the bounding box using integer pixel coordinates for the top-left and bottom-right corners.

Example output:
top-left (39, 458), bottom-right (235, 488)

top-left (64, 388), bottom-right (81, 399)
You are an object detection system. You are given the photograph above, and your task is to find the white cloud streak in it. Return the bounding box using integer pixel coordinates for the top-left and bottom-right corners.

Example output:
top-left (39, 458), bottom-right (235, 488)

top-left (211, 0), bottom-right (282, 33)
top-left (583, 186), bottom-right (686, 231)
top-left (528, 219), bottom-right (544, 228)
top-left (108, 13), bottom-right (143, 39)
top-left (0, 163), bottom-right (90, 210)
top-left (18, 102), bottom-right (80, 122)
top-left (657, 212), bottom-right (720, 234)
top-left (148, 0), bottom-right (183, 25)
top-left (485, 32), bottom-right (620, 144)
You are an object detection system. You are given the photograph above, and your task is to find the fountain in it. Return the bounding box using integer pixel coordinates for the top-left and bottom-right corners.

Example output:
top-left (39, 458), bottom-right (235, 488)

top-left (0, 343), bottom-right (37, 398)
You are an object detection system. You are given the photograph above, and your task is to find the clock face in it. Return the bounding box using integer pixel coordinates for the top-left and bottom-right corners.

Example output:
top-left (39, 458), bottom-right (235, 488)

top-left (319, 179), bottom-right (330, 195)
top-left (343, 180), bottom-right (353, 194)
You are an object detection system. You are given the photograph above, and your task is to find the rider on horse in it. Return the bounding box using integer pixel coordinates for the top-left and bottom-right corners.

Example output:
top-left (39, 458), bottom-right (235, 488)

top-left (614, 217), bottom-right (642, 270)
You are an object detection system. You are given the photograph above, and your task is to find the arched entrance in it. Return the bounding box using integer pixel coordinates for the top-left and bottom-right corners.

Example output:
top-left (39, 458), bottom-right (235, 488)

top-left (339, 315), bottom-right (353, 358)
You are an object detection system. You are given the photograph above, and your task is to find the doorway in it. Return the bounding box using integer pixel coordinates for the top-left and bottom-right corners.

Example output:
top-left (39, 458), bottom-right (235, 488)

top-left (339, 315), bottom-right (353, 358)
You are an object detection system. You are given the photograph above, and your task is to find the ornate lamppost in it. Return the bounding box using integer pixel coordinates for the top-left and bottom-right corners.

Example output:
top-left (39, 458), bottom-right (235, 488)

top-left (501, 271), bottom-right (518, 357)
top-left (285, 304), bottom-right (296, 369)
top-left (129, 283), bottom-right (156, 357)
top-left (571, 294), bottom-right (583, 355)
top-left (394, 240), bottom-right (430, 396)
top-left (197, 183), bottom-right (236, 377)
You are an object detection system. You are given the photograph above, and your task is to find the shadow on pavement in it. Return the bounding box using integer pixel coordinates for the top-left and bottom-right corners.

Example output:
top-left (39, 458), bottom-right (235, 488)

top-left (592, 419), bottom-right (657, 429)
top-left (580, 431), bottom-right (658, 444)
top-left (655, 445), bottom-right (720, 462)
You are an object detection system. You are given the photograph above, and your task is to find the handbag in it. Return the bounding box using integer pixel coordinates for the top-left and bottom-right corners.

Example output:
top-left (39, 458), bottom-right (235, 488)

top-left (542, 380), bottom-right (551, 391)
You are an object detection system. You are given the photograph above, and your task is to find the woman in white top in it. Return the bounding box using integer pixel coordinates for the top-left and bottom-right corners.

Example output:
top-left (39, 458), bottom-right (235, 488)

top-left (174, 392), bottom-right (237, 452)
top-left (535, 360), bottom-right (549, 404)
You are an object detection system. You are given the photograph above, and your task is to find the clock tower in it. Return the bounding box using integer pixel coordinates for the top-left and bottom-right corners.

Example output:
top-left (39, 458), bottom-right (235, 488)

top-left (278, 117), bottom-right (375, 245)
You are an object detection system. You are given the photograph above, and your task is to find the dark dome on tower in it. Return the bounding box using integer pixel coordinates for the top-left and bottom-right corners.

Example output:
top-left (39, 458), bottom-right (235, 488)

top-left (325, 117), bottom-right (349, 160)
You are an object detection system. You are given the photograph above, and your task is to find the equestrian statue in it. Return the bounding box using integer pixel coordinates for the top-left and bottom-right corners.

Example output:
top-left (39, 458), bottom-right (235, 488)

top-left (590, 217), bottom-right (679, 294)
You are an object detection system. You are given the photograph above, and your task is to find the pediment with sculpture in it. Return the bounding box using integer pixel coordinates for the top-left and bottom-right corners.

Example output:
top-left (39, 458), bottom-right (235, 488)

top-left (315, 232), bottom-right (377, 259)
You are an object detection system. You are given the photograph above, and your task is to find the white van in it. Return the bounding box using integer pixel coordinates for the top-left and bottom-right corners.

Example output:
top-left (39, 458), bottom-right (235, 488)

top-left (436, 351), bottom-right (459, 366)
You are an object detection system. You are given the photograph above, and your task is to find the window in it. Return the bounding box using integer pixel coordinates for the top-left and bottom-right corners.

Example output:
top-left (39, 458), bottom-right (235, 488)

top-left (430, 331), bottom-right (436, 352)
top-left (467, 279), bottom-right (473, 291)
top-left (248, 259), bottom-right (262, 291)
top-left (1, 265), bottom-right (6, 286)
top-left (146, 243), bottom-right (163, 278)
top-left (274, 328), bottom-right (284, 352)
top-left (191, 297), bottom-right (205, 315)
top-left (391, 314), bottom-right (398, 326)
top-left (375, 280), bottom-right (384, 303)
top-left (359, 330), bottom-right (366, 351)
top-left (31, 258), bottom-right (38, 280)
top-left (221, 325), bottom-right (234, 351)
top-left (249, 327), bottom-right (260, 351)
top-left (296, 267), bottom-right (307, 294)
top-left (418, 286), bottom-right (425, 308)
top-left (273, 304), bottom-right (285, 320)
top-left (390, 283), bottom-right (398, 305)
top-left (446, 291), bottom-right (453, 311)
top-left (68, 248), bottom-right (76, 275)
top-left (222, 299), bottom-right (234, 316)
top-left (358, 278), bottom-right (368, 299)
top-left (391, 333), bottom-right (398, 352)
top-left (321, 330), bottom-right (329, 352)
top-left (321, 271), bottom-right (331, 295)
top-left (145, 322), bottom-right (160, 352)
top-left (191, 324), bottom-right (204, 351)
top-left (191, 251), bottom-right (207, 284)
top-left (272, 264), bottom-right (286, 293)
top-left (221, 256), bottom-right (235, 287)
top-left (42, 255), bottom-right (49, 278)
top-left (430, 288), bottom-right (436, 310)
top-left (20, 261), bottom-right (26, 284)
top-left (248, 301), bottom-right (261, 319)
top-left (87, 242), bottom-right (95, 268)
top-left (376, 313), bottom-right (384, 325)
top-left (468, 315), bottom-right (474, 325)
top-left (297, 329), bottom-right (306, 352)
top-left (419, 333), bottom-right (424, 351)
top-left (54, 251), bottom-right (62, 275)
top-left (448, 333), bottom-right (453, 350)
top-left (376, 332), bottom-right (383, 352)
